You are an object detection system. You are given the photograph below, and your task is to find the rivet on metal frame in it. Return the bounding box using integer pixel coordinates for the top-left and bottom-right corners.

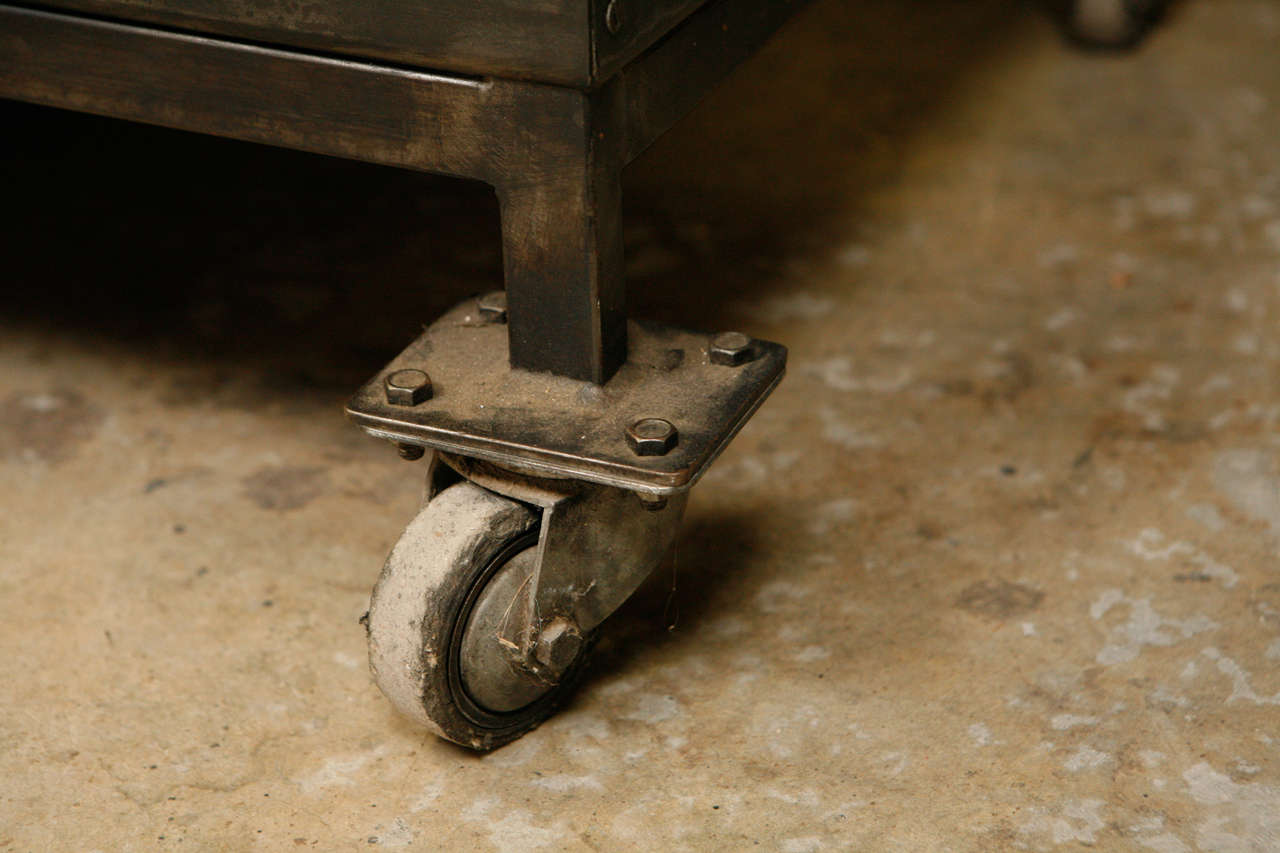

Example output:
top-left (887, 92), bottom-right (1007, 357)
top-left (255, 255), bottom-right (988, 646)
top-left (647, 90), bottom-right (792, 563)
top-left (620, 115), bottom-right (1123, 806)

top-left (604, 0), bottom-right (624, 35)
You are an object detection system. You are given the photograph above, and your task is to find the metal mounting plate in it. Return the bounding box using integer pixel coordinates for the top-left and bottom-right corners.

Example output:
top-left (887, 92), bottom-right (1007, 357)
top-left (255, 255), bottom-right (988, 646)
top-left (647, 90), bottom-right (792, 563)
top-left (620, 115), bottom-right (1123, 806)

top-left (346, 298), bottom-right (786, 495)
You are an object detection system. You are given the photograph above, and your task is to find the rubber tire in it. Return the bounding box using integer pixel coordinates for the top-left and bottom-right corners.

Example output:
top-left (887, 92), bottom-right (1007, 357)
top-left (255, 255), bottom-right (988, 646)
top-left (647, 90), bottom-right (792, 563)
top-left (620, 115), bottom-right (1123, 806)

top-left (367, 481), bottom-right (591, 750)
top-left (1068, 0), bottom-right (1153, 48)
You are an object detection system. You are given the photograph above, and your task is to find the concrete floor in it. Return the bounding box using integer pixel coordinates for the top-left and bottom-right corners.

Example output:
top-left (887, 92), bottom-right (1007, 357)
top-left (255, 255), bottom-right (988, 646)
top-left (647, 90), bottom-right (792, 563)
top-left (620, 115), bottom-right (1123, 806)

top-left (3, 0), bottom-right (1279, 849)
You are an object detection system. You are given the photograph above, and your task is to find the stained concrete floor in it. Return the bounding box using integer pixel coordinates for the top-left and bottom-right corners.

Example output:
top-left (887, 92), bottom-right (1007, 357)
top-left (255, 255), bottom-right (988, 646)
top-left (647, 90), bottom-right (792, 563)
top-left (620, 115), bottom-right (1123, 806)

top-left (3, 0), bottom-right (1280, 850)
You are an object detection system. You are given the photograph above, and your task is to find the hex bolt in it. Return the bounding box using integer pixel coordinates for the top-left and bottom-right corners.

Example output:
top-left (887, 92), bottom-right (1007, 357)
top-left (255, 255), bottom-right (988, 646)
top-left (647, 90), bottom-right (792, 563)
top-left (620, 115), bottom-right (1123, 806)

top-left (397, 443), bottom-right (426, 461)
top-left (626, 418), bottom-right (678, 456)
top-left (384, 368), bottom-right (432, 406)
top-left (477, 291), bottom-right (508, 324)
top-left (534, 617), bottom-right (584, 675)
top-left (709, 331), bottom-right (757, 366)
top-left (604, 0), bottom-right (623, 35)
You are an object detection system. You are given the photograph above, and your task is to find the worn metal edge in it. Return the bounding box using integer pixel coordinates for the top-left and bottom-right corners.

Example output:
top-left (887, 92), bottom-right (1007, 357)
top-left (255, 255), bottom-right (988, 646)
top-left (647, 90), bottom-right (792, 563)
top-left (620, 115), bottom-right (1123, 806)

top-left (350, 419), bottom-right (689, 495)
top-left (676, 362), bottom-right (786, 491)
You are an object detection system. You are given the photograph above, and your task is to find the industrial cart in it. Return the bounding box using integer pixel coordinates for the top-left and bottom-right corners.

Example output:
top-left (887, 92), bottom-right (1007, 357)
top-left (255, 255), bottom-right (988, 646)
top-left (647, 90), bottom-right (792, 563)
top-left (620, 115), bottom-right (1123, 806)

top-left (0, 0), bottom-right (1157, 750)
top-left (1, 0), bottom-right (800, 750)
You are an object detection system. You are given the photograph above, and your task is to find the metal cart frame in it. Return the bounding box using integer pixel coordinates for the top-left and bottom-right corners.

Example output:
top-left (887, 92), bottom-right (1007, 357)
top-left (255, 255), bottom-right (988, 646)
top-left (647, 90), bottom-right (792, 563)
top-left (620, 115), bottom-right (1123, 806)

top-left (1, 0), bottom-right (803, 748)
top-left (2, 0), bottom-right (800, 384)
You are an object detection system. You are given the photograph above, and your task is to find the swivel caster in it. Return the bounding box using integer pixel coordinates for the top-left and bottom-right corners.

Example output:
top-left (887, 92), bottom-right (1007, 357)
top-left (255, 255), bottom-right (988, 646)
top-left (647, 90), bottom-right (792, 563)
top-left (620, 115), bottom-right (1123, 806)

top-left (367, 456), bottom-right (688, 750)
top-left (368, 479), bottom-right (586, 749)
top-left (348, 294), bottom-right (786, 749)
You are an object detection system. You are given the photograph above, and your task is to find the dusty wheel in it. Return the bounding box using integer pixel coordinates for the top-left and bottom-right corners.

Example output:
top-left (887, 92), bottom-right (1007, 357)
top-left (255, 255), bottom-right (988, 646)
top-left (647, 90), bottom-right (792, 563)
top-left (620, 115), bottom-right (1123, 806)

top-left (1067, 0), bottom-right (1158, 48)
top-left (367, 482), bottom-right (593, 750)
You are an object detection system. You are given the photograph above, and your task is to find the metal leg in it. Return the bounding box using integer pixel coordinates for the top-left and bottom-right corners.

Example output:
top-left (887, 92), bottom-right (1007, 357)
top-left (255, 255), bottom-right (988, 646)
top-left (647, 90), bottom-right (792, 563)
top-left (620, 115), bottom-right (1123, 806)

top-left (0, 0), bottom-right (798, 388)
top-left (495, 129), bottom-right (626, 385)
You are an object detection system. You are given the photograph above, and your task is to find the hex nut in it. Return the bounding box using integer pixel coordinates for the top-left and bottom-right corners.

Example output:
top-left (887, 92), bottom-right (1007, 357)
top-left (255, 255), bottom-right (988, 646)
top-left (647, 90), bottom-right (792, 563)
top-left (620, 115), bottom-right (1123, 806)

top-left (709, 331), bottom-right (756, 366)
top-left (477, 291), bottom-right (508, 323)
top-left (385, 369), bottom-right (432, 406)
top-left (626, 418), bottom-right (678, 456)
top-left (535, 618), bottom-right (584, 675)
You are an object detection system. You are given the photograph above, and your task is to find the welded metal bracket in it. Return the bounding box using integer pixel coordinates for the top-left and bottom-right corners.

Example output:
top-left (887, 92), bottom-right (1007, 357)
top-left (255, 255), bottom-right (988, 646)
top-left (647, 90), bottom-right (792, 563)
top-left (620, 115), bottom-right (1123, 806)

top-left (346, 295), bottom-right (787, 497)
top-left (440, 455), bottom-right (688, 638)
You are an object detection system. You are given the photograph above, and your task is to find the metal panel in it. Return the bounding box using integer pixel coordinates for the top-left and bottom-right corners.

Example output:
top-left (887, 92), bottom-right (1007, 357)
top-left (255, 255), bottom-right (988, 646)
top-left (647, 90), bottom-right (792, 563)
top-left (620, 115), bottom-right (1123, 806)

top-left (28, 0), bottom-right (597, 85)
top-left (0, 0), bottom-right (809, 382)
top-left (609, 0), bottom-right (808, 163)
top-left (0, 6), bottom-right (584, 182)
top-left (591, 0), bottom-right (709, 83)
top-left (20, 0), bottom-right (708, 87)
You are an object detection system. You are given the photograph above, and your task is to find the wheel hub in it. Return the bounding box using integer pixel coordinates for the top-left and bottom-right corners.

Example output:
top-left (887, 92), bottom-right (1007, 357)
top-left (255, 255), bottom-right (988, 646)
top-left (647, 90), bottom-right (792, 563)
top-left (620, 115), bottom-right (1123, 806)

top-left (457, 547), bottom-right (554, 713)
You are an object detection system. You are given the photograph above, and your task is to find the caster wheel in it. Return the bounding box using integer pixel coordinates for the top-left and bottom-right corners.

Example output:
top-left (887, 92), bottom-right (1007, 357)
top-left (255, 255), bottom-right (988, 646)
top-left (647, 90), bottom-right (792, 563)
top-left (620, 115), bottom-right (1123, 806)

top-left (367, 482), bottom-right (594, 750)
top-left (1066, 0), bottom-right (1161, 48)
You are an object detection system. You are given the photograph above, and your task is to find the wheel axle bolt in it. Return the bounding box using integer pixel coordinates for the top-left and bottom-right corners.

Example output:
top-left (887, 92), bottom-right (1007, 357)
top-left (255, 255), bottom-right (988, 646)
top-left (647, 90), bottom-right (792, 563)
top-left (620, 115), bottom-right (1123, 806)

top-left (477, 291), bottom-right (508, 324)
top-left (626, 418), bottom-right (678, 456)
top-left (535, 617), bottom-right (584, 675)
top-left (385, 368), bottom-right (432, 406)
top-left (709, 331), bottom-right (756, 366)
